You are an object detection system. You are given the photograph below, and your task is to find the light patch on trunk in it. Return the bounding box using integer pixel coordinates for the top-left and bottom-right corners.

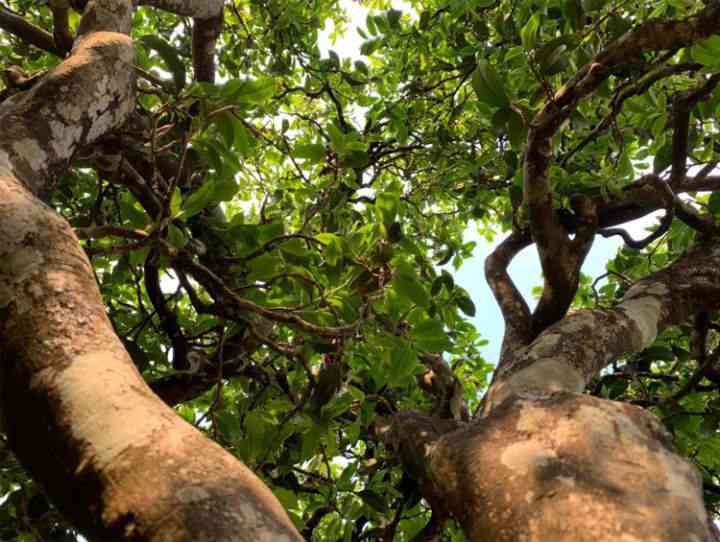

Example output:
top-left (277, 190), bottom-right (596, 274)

top-left (527, 332), bottom-right (561, 358)
top-left (227, 503), bottom-right (297, 542)
top-left (0, 152), bottom-right (15, 178)
top-left (49, 121), bottom-right (83, 161)
top-left (44, 350), bottom-right (178, 471)
top-left (176, 485), bottom-right (210, 503)
top-left (487, 359), bottom-right (585, 409)
top-left (0, 248), bottom-right (44, 309)
top-left (500, 439), bottom-right (557, 476)
top-left (618, 289), bottom-right (665, 350)
top-left (12, 139), bottom-right (48, 177)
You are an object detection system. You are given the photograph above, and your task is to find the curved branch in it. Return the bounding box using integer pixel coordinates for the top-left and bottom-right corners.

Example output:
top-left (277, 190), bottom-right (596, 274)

top-left (484, 231), bottom-right (532, 360)
top-left (176, 257), bottom-right (361, 338)
top-left (599, 188), bottom-right (674, 249)
top-left (192, 10), bottom-right (224, 83)
top-left (138, 0), bottom-right (224, 18)
top-left (49, 0), bottom-right (74, 55)
top-left (144, 250), bottom-right (190, 371)
top-left (671, 73), bottom-right (720, 185)
top-left (530, 195), bottom-right (598, 336)
top-left (523, 4), bottom-right (720, 341)
top-left (0, 6), bottom-right (63, 56)
top-left (485, 236), bottom-right (720, 411)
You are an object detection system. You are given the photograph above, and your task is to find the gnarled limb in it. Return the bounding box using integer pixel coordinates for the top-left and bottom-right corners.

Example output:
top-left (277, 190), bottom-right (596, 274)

top-left (137, 0), bottom-right (225, 18)
top-left (530, 194), bottom-right (597, 336)
top-left (521, 3), bottom-right (720, 337)
top-left (670, 73), bottom-right (720, 185)
top-left (484, 230), bottom-right (532, 362)
top-left (0, 1), bottom-right (302, 539)
top-left (485, 236), bottom-right (720, 411)
top-left (0, 5), bottom-right (62, 56)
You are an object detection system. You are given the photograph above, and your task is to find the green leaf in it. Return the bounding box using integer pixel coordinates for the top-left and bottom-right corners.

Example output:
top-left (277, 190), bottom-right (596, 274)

top-left (691, 36), bottom-right (720, 69)
top-left (581, 0), bottom-right (607, 11)
top-left (387, 342), bottom-right (418, 387)
top-left (317, 233), bottom-right (344, 266)
top-left (520, 14), bottom-right (540, 49)
top-left (170, 187), bottom-right (183, 218)
top-left (138, 35), bottom-right (186, 91)
top-left (181, 180), bottom-right (216, 219)
top-left (233, 122), bottom-right (256, 157)
top-left (358, 490), bottom-right (387, 512)
top-left (166, 224), bottom-right (187, 248)
top-left (213, 178), bottom-right (239, 201)
top-left (221, 78), bottom-right (276, 104)
top-left (411, 320), bottom-right (451, 352)
top-left (119, 193), bottom-right (150, 228)
top-left (456, 294), bottom-right (476, 317)
top-left (327, 123), bottom-right (346, 152)
top-left (292, 143), bottom-right (326, 163)
top-left (393, 273), bottom-right (429, 308)
top-left (708, 192), bottom-right (720, 216)
top-left (471, 60), bottom-right (509, 108)
top-left (279, 238), bottom-right (309, 258)
top-left (653, 142), bottom-right (673, 174)
top-left (360, 38), bottom-right (382, 56)
top-left (323, 392), bottom-right (354, 418)
top-left (387, 9), bottom-right (402, 29)
top-left (213, 112), bottom-right (236, 148)
top-left (375, 191), bottom-right (400, 225)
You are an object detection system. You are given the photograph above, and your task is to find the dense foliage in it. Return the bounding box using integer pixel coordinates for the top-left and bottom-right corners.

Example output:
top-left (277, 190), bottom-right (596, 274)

top-left (1, 0), bottom-right (720, 539)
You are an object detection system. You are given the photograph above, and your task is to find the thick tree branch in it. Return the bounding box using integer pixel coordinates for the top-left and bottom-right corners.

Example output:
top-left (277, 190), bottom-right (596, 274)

top-left (0, 5), bottom-right (63, 56)
top-left (49, 0), bottom-right (74, 55)
top-left (0, 7), bottom-right (134, 194)
top-left (485, 236), bottom-right (720, 411)
top-left (137, 0), bottom-right (224, 18)
top-left (671, 73), bottom-right (720, 185)
top-left (484, 231), bottom-right (533, 359)
top-left (192, 10), bottom-right (224, 83)
top-left (530, 195), bottom-right (597, 336)
top-left (0, 1), bottom-right (303, 539)
top-left (521, 3), bottom-right (720, 339)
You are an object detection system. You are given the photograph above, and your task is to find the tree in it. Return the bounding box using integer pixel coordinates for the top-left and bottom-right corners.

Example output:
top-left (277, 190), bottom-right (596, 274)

top-left (1, 0), bottom-right (720, 539)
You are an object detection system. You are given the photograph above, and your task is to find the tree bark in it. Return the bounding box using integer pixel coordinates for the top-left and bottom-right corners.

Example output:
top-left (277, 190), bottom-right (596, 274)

top-left (0, 1), bottom-right (301, 540)
top-left (387, 238), bottom-right (720, 541)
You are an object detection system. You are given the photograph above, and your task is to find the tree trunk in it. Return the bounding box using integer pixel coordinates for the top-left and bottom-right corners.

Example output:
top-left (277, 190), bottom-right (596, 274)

top-left (388, 240), bottom-right (720, 541)
top-left (2, 1), bottom-right (720, 541)
top-left (0, 1), bottom-right (301, 540)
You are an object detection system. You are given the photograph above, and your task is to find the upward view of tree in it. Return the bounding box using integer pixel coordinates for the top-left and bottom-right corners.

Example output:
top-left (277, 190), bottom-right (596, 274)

top-left (3, 0), bottom-right (720, 540)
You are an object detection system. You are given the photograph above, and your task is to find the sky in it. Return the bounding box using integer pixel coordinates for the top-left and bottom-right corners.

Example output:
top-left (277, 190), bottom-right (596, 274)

top-left (317, 1), bottom-right (659, 363)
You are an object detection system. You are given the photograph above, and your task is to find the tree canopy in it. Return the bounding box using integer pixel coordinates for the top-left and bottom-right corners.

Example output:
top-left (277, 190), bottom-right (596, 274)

top-left (2, 0), bottom-right (720, 540)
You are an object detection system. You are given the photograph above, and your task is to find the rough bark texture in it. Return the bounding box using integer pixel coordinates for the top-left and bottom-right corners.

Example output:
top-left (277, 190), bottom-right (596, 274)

top-left (485, 238), bottom-right (720, 411)
top-left (426, 393), bottom-right (711, 541)
top-left (389, 242), bottom-right (720, 539)
top-left (386, 5), bottom-right (720, 539)
top-left (0, 1), bottom-right (301, 540)
top-left (2, 0), bottom-right (720, 540)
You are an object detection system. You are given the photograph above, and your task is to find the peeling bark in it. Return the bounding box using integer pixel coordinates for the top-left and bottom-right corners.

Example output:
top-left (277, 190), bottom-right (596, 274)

top-left (485, 238), bottom-right (720, 410)
top-left (430, 394), bottom-right (711, 541)
top-left (0, 1), bottom-right (301, 540)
